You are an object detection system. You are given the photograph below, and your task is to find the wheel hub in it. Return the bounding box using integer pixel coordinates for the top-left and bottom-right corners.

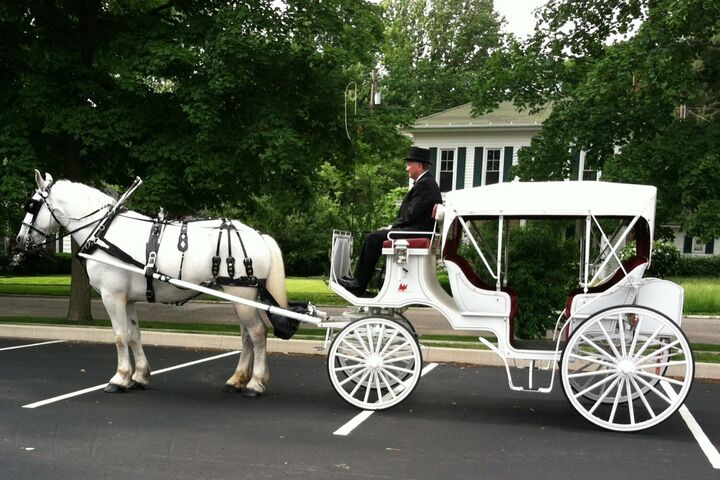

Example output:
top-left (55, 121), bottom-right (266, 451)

top-left (618, 359), bottom-right (635, 376)
top-left (367, 354), bottom-right (383, 371)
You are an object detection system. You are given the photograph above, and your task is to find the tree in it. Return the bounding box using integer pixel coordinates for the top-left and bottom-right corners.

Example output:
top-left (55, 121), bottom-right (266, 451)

top-left (1, 1), bottom-right (385, 295)
top-left (474, 0), bottom-right (720, 241)
top-left (380, 0), bottom-right (506, 119)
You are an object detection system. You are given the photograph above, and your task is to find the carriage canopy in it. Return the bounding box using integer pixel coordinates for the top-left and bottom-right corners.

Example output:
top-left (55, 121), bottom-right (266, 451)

top-left (442, 181), bottom-right (657, 241)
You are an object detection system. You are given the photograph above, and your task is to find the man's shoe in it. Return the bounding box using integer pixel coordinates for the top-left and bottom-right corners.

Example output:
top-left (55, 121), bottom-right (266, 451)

top-left (338, 278), bottom-right (365, 296)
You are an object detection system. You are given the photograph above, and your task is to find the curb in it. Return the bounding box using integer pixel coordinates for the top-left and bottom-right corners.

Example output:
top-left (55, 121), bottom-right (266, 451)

top-left (1, 323), bottom-right (717, 380)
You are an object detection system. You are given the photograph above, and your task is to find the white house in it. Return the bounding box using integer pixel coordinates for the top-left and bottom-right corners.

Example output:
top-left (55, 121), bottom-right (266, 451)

top-left (404, 102), bottom-right (717, 256)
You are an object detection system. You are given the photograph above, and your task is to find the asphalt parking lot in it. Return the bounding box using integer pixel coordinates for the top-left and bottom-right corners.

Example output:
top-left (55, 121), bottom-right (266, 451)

top-left (1, 339), bottom-right (719, 480)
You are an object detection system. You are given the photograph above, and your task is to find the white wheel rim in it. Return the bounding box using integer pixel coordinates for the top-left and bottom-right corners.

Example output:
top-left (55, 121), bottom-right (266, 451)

top-left (328, 317), bottom-right (422, 410)
top-left (561, 307), bottom-right (693, 432)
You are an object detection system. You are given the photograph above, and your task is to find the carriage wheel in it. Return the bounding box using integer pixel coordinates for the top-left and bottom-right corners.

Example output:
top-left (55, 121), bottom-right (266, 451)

top-left (327, 316), bottom-right (422, 410)
top-left (561, 306), bottom-right (694, 432)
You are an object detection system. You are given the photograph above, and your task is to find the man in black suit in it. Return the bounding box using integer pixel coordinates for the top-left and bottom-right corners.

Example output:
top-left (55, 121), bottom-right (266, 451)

top-left (339, 146), bottom-right (443, 296)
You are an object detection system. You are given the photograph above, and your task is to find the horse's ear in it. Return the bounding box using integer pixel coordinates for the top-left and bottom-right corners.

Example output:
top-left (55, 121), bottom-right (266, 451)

top-left (34, 169), bottom-right (44, 189)
top-left (34, 170), bottom-right (53, 190)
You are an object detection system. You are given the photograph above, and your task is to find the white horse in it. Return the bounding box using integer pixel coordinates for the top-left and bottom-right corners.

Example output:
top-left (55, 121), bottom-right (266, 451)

top-left (17, 170), bottom-right (288, 396)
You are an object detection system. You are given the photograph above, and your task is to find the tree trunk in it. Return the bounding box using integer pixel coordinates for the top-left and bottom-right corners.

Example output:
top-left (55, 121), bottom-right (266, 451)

top-left (67, 238), bottom-right (94, 324)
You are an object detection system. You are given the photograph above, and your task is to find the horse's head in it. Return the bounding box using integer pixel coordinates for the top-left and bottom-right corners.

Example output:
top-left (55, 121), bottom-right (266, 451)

top-left (16, 170), bottom-right (61, 249)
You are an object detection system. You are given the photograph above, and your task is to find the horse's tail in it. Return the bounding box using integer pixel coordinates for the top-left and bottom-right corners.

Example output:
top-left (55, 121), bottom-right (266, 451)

top-left (262, 234), bottom-right (288, 309)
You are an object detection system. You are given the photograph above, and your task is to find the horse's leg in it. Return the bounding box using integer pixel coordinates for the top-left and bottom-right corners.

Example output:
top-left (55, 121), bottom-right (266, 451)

top-left (225, 301), bottom-right (269, 397)
top-left (101, 292), bottom-right (133, 392)
top-left (223, 321), bottom-right (254, 393)
top-left (127, 302), bottom-right (151, 389)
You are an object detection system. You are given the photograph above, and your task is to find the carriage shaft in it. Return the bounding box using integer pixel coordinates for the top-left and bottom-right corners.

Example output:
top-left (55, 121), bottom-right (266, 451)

top-left (78, 252), bottom-right (323, 325)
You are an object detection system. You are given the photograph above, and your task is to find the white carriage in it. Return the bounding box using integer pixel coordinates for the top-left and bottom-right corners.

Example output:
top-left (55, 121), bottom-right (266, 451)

top-left (18, 172), bottom-right (693, 432)
top-left (327, 181), bottom-right (694, 432)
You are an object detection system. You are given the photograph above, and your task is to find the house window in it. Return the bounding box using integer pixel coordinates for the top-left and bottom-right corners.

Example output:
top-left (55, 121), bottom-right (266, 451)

top-left (582, 167), bottom-right (598, 181)
top-left (439, 149), bottom-right (454, 192)
top-left (485, 149), bottom-right (501, 185)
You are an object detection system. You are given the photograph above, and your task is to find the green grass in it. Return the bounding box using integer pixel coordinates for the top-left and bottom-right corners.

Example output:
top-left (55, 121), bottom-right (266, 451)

top-left (0, 275), bottom-right (346, 306)
top-left (670, 277), bottom-right (720, 315)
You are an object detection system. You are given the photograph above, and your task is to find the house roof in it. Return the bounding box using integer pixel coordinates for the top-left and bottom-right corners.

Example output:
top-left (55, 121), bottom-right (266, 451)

top-left (410, 101), bottom-right (551, 130)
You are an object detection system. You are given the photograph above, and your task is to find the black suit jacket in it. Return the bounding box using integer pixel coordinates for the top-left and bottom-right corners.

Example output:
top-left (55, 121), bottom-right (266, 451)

top-left (392, 172), bottom-right (443, 232)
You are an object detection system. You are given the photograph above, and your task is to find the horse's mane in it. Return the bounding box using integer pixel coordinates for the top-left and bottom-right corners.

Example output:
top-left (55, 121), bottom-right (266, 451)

top-left (53, 179), bottom-right (116, 207)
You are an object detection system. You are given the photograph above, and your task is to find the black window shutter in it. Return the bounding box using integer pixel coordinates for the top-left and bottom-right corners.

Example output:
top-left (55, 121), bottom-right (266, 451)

top-left (473, 147), bottom-right (484, 187)
top-left (456, 147), bottom-right (466, 190)
top-left (570, 150), bottom-right (580, 180)
top-left (683, 235), bottom-right (693, 254)
top-left (503, 146), bottom-right (514, 182)
top-left (706, 241), bottom-right (715, 254)
top-left (429, 147), bottom-right (437, 177)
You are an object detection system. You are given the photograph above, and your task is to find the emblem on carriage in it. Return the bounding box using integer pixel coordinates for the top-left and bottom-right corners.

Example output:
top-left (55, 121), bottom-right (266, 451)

top-left (398, 283), bottom-right (408, 292)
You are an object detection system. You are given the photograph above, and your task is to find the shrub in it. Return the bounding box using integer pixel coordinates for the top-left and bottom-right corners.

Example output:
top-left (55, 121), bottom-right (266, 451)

top-left (508, 221), bottom-right (576, 339)
top-left (676, 255), bottom-right (720, 277)
top-left (4, 248), bottom-right (72, 275)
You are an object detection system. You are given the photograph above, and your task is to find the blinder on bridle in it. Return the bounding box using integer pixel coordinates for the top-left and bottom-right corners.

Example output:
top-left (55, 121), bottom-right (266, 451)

top-left (21, 185), bottom-right (55, 242)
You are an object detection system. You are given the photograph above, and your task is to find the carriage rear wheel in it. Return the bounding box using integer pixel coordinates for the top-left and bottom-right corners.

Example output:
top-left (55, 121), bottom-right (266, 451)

top-left (560, 306), bottom-right (694, 432)
top-left (327, 316), bottom-right (422, 410)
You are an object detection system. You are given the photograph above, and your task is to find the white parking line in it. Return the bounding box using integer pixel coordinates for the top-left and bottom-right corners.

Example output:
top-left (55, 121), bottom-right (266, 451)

top-left (22, 350), bottom-right (240, 409)
top-left (333, 362), bottom-right (439, 436)
top-left (0, 340), bottom-right (65, 352)
top-left (661, 381), bottom-right (720, 469)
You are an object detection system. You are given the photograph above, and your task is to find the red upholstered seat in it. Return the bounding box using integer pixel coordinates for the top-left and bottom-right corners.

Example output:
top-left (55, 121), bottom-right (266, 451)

top-left (382, 237), bottom-right (432, 249)
top-left (564, 255), bottom-right (648, 317)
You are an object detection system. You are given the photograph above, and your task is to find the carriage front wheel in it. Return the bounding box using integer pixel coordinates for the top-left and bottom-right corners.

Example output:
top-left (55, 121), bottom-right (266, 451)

top-left (327, 316), bottom-right (422, 410)
top-left (560, 305), bottom-right (694, 432)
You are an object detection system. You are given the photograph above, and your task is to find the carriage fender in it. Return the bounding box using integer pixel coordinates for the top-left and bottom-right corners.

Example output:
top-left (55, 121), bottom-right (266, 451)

top-left (633, 277), bottom-right (684, 325)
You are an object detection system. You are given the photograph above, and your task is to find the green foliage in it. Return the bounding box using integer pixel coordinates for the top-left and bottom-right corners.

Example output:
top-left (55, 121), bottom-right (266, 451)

top-left (476, 0), bottom-right (720, 241)
top-left (3, 249), bottom-right (72, 276)
top-left (622, 240), bottom-right (680, 278)
top-left (676, 255), bottom-right (720, 277)
top-left (507, 221), bottom-right (577, 339)
top-left (380, 0), bottom-right (506, 119)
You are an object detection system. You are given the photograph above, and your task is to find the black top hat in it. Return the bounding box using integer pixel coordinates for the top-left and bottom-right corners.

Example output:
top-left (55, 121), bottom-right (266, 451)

top-left (405, 146), bottom-right (431, 164)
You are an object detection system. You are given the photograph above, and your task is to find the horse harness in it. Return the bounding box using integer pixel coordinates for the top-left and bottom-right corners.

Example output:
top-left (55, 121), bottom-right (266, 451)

top-left (80, 213), bottom-right (299, 340)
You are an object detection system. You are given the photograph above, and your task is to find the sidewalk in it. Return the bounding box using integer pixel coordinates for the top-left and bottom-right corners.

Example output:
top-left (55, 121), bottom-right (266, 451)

top-left (1, 294), bottom-right (719, 344)
top-left (2, 295), bottom-right (719, 379)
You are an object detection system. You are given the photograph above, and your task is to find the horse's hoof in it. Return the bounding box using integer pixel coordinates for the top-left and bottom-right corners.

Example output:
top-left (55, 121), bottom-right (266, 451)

top-left (241, 388), bottom-right (262, 398)
top-left (104, 383), bottom-right (127, 393)
top-left (223, 384), bottom-right (242, 393)
top-left (129, 381), bottom-right (147, 390)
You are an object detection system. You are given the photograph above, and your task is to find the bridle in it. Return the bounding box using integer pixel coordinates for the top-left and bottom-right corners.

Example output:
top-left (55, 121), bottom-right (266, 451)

top-left (20, 182), bottom-right (114, 248)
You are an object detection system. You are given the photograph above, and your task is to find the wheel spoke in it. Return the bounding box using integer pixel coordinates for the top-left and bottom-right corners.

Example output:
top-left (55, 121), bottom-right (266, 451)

top-left (633, 375), bottom-right (673, 405)
top-left (636, 370), bottom-right (685, 387)
top-left (608, 378), bottom-right (625, 423)
top-left (333, 363), bottom-right (365, 373)
top-left (353, 329), bottom-right (370, 355)
top-left (382, 355), bottom-right (417, 364)
top-left (350, 370), bottom-right (371, 397)
top-left (580, 335), bottom-right (620, 364)
top-left (568, 353), bottom-right (618, 369)
top-left (588, 376), bottom-right (622, 414)
top-left (334, 352), bottom-right (366, 363)
top-left (363, 373), bottom-right (375, 403)
top-left (366, 324), bottom-right (375, 354)
top-left (378, 371), bottom-right (397, 399)
top-left (338, 366), bottom-right (369, 387)
top-left (384, 365), bottom-right (416, 375)
top-left (628, 316), bottom-right (643, 357)
top-left (378, 329), bottom-right (400, 356)
top-left (374, 371), bottom-right (384, 400)
top-left (632, 325), bottom-right (664, 362)
top-left (634, 339), bottom-right (681, 366)
top-left (567, 369), bottom-right (616, 379)
top-left (574, 372), bottom-right (620, 399)
top-left (630, 377), bottom-right (656, 419)
top-left (598, 320), bottom-right (622, 359)
top-left (626, 377), bottom-right (635, 425)
top-left (635, 360), bottom-right (686, 370)
top-left (339, 338), bottom-right (368, 359)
